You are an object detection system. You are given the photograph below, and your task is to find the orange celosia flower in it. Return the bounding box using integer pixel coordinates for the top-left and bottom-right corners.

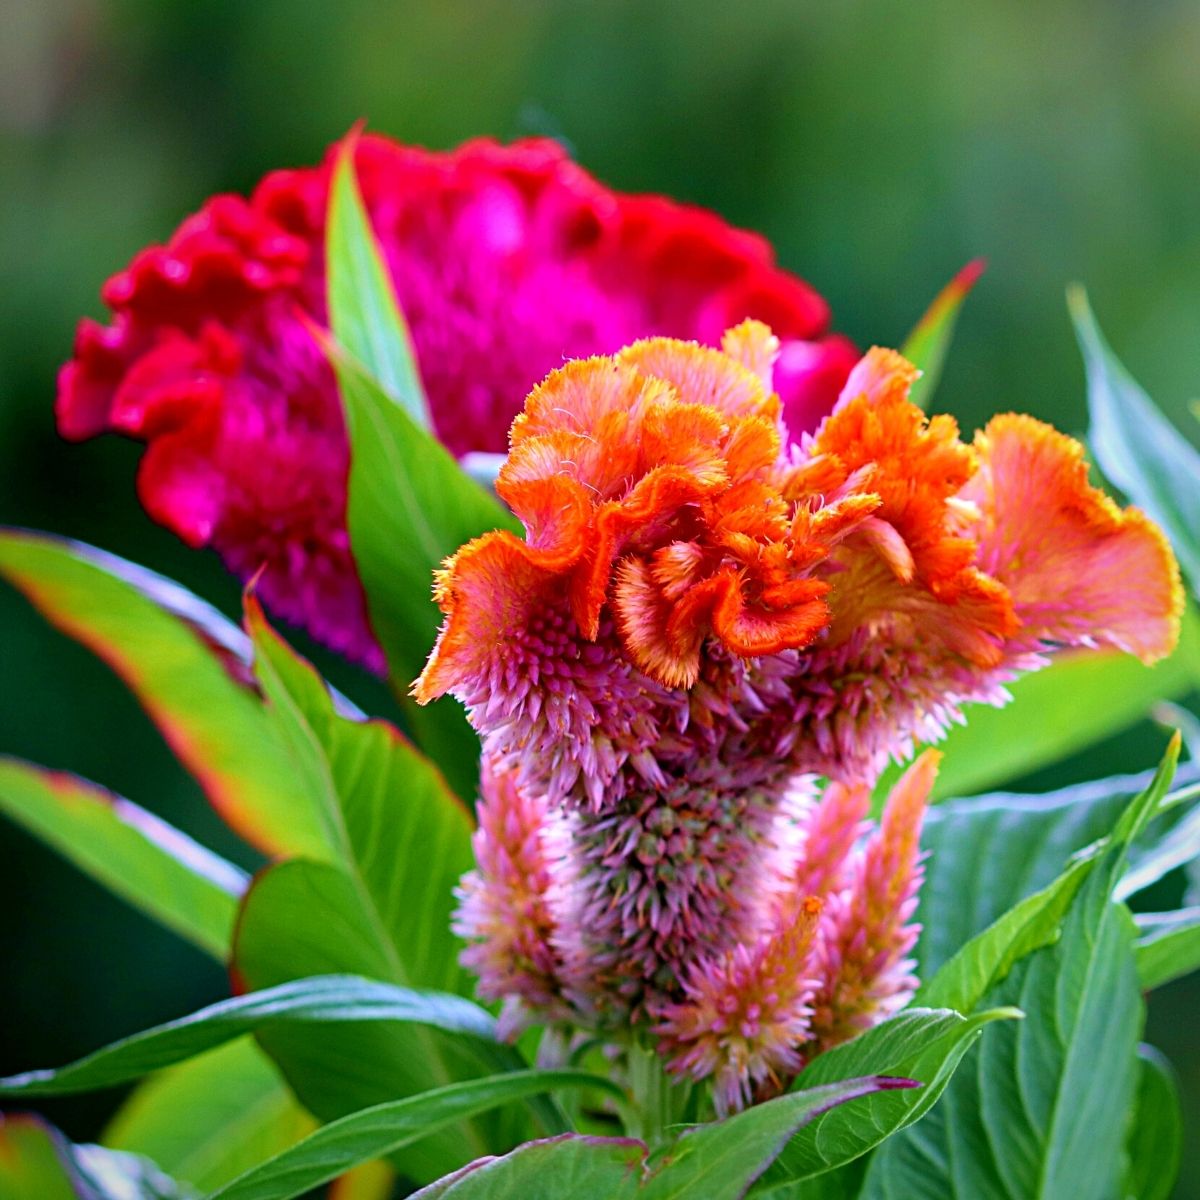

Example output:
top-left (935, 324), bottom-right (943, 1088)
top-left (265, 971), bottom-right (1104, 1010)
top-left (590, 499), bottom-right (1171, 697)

top-left (425, 327), bottom-right (1181, 1111)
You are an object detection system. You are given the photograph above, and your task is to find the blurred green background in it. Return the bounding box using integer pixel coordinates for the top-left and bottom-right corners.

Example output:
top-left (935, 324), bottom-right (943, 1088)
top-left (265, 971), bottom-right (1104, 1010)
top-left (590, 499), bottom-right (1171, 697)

top-left (1, 0), bottom-right (1199, 1193)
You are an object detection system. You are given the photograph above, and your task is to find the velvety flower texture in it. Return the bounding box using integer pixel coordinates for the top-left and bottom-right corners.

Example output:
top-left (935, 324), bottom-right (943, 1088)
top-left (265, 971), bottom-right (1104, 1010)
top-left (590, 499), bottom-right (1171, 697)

top-left (57, 133), bottom-right (855, 669)
top-left (418, 321), bottom-right (1182, 1109)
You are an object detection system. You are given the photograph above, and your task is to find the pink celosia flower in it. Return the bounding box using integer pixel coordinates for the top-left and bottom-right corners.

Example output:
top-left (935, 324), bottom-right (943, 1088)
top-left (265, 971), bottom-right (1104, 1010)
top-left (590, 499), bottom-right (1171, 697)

top-left (58, 134), bottom-right (853, 668)
top-left (454, 760), bottom-right (567, 1040)
top-left (423, 323), bottom-right (1181, 1109)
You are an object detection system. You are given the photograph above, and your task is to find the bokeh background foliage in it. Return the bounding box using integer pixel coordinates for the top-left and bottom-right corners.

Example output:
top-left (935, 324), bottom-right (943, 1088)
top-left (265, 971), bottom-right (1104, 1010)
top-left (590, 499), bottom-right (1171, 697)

top-left (1, 0), bottom-right (1199, 1193)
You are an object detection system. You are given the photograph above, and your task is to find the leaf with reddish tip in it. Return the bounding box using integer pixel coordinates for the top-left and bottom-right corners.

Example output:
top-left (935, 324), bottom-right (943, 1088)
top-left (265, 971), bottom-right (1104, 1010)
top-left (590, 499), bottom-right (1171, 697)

top-left (0, 529), bottom-right (334, 860)
top-left (0, 755), bottom-right (246, 960)
top-left (0, 1115), bottom-right (77, 1200)
top-left (901, 259), bottom-right (985, 410)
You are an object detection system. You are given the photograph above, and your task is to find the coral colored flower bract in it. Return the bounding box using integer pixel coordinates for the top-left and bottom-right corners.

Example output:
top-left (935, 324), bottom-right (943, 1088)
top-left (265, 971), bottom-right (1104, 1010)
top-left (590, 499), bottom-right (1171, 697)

top-left (57, 134), bottom-right (855, 669)
top-left (419, 322), bottom-right (1182, 1108)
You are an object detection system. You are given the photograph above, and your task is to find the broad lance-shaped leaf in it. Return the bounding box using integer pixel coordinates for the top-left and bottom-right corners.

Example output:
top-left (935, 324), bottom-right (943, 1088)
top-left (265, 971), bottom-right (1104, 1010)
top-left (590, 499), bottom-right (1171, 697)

top-left (873, 604), bottom-right (1200, 804)
top-left (0, 975), bottom-right (499, 1097)
top-left (1072, 286), bottom-right (1200, 594)
top-left (214, 1076), bottom-right (901, 1200)
top-left (208, 1071), bottom-right (624, 1200)
top-left (0, 757), bottom-right (245, 961)
top-left (102, 1039), bottom-right (317, 1194)
top-left (1134, 907), bottom-right (1200, 991)
top-left (755, 1008), bottom-right (1019, 1192)
top-left (323, 151), bottom-right (517, 799)
top-left (1123, 1045), bottom-right (1184, 1200)
top-left (914, 752), bottom-right (1198, 979)
top-left (901, 259), bottom-right (985, 410)
top-left (235, 605), bottom-right (539, 1182)
top-left (327, 131), bottom-right (430, 429)
top-left (846, 741), bottom-right (1180, 1199)
top-left (0, 1114), bottom-right (192, 1200)
top-left (0, 529), bottom-right (333, 860)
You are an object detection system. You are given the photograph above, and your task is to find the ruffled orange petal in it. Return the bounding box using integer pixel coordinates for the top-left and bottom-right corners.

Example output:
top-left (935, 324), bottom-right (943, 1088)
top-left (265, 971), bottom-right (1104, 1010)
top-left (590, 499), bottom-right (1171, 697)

top-left (963, 413), bottom-right (1183, 662)
top-left (416, 531), bottom-right (560, 702)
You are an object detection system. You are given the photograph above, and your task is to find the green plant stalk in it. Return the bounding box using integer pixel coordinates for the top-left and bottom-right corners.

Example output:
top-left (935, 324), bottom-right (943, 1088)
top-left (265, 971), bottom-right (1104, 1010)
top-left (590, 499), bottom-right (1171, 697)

top-left (627, 1041), bottom-right (685, 1148)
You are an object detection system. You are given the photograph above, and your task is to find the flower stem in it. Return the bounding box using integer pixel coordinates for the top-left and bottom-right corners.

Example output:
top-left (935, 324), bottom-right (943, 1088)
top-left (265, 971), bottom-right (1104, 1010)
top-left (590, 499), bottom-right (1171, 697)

top-left (627, 1041), bottom-right (677, 1148)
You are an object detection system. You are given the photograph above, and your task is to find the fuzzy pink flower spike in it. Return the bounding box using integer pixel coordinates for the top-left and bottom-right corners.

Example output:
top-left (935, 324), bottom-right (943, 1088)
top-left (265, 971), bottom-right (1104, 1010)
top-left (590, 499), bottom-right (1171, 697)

top-left (810, 750), bottom-right (940, 1051)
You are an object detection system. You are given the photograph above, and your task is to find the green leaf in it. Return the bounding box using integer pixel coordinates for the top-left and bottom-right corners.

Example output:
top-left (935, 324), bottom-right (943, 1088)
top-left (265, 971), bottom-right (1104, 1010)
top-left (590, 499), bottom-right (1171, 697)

top-left (758, 1009), bottom-right (1018, 1191)
top-left (901, 259), bottom-right (985, 410)
top-left (408, 1136), bottom-right (648, 1200)
top-left (0, 756), bottom-right (245, 960)
top-left (876, 606), bottom-right (1200, 803)
top-left (1122, 1045), bottom-right (1183, 1200)
top-left (640, 1079), bottom-right (912, 1200)
top-left (208, 1072), bottom-right (623, 1200)
top-left (405, 1078), bottom-right (903, 1200)
top-left (0, 530), bottom-right (332, 859)
top-left (1071, 286), bottom-right (1200, 593)
top-left (1133, 907), bottom-right (1200, 990)
top-left (0, 975), bottom-right (499, 1097)
top-left (323, 321), bottom-right (517, 800)
top-left (0, 1114), bottom-right (193, 1200)
top-left (914, 746), bottom-right (1193, 982)
top-left (0, 1115), bottom-right (79, 1200)
top-left (102, 1039), bottom-right (316, 1193)
top-left (850, 745), bottom-right (1180, 1199)
top-left (235, 608), bottom-right (537, 1181)
top-left (326, 131), bottom-right (430, 429)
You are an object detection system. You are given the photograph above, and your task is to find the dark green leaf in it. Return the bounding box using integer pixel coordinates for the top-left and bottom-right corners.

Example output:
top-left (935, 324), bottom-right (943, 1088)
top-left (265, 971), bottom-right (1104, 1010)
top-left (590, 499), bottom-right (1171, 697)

top-left (914, 746), bottom-right (1192, 983)
top-left (0, 756), bottom-right (245, 960)
top-left (236, 608), bottom-right (537, 1181)
top-left (850, 744), bottom-right (1180, 1198)
top-left (326, 132), bottom-right (430, 428)
top-left (0, 975), bottom-right (498, 1097)
top-left (640, 1078), bottom-right (914, 1200)
top-left (404, 1078), bottom-right (904, 1200)
top-left (323, 325), bottom-right (516, 800)
top-left (1122, 1045), bottom-right (1183, 1200)
top-left (901, 259), bottom-right (984, 410)
top-left (408, 1136), bottom-right (647, 1200)
top-left (0, 530), bottom-right (332, 859)
top-left (102, 1040), bottom-right (315, 1193)
top-left (1134, 907), bottom-right (1200, 991)
top-left (759, 1009), bottom-right (1017, 1190)
top-left (1072, 286), bottom-right (1200, 593)
top-left (208, 1072), bottom-right (623, 1200)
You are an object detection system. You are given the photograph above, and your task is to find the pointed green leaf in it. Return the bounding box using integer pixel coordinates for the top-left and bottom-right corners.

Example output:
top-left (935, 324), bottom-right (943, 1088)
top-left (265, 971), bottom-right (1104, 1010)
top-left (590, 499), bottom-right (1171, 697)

top-left (208, 1072), bottom-right (623, 1200)
top-left (327, 132), bottom-right (430, 429)
top-left (322, 324), bottom-right (516, 800)
top-left (1071, 286), bottom-right (1200, 593)
top-left (404, 1078), bottom-right (904, 1200)
top-left (408, 1135), bottom-right (647, 1200)
top-left (0, 975), bottom-right (498, 1097)
top-left (0, 757), bottom-right (245, 960)
top-left (1123, 1045), bottom-right (1183, 1200)
top-left (640, 1079), bottom-right (913, 1200)
top-left (1134, 907), bottom-right (1200, 991)
top-left (851, 746), bottom-right (1180, 1198)
top-left (0, 1115), bottom-right (193, 1200)
top-left (760, 1009), bottom-right (1018, 1190)
top-left (236, 608), bottom-right (536, 1181)
top-left (0, 530), bottom-right (332, 859)
top-left (901, 260), bottom-right (984, 410)
top-left (102, 1040), bottom-right (315, 1193)
top-left (0, 1115), bottom-right (79, 1200)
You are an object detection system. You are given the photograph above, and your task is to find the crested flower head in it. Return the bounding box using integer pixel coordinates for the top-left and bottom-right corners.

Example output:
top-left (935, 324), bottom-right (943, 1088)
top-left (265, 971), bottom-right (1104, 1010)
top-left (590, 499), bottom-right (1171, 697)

top-left (58, 134), bottom-right (853, 668)
top-left (428, 323), bottom-right (1182, 1112)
